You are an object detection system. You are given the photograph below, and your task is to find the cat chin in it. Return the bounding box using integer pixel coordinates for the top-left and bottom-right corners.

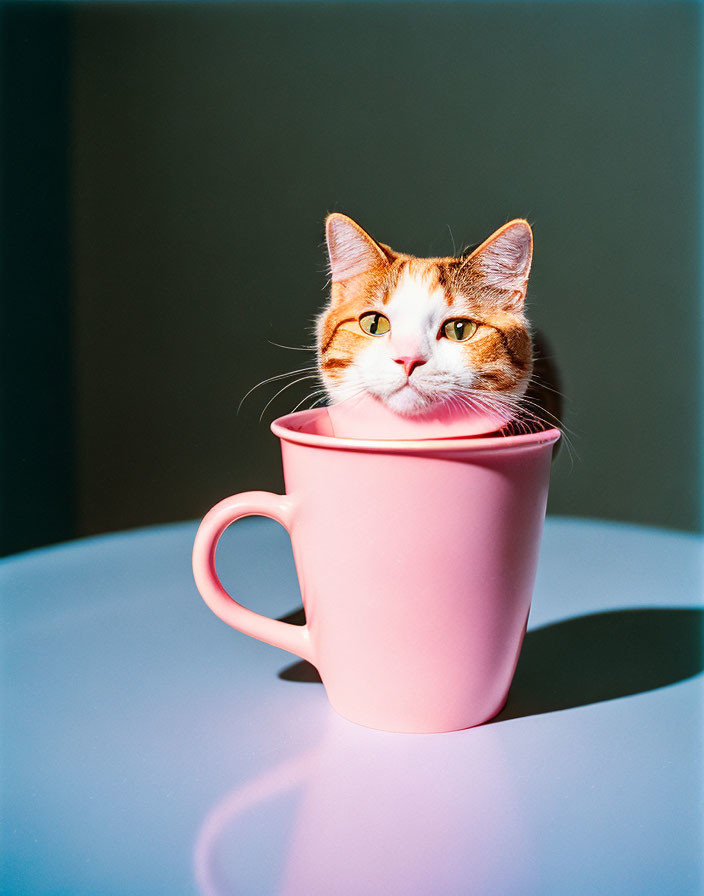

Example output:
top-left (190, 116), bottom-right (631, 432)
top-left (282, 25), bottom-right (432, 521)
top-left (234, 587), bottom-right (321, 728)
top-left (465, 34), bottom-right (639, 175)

top-left (325, 379), bottom-right (457, 418)
top-left (375, 387), bottom-right (446, 418)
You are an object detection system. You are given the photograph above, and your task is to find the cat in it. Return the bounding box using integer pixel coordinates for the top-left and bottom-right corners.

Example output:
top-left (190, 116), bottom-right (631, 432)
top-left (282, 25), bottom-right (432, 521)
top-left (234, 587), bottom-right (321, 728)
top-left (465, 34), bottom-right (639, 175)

top-left (317, 213), bottom-right (561, 437)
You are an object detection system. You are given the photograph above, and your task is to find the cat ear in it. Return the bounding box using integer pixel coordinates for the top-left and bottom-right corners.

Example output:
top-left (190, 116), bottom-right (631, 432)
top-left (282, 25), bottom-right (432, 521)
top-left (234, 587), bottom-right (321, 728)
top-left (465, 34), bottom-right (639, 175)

top-left (325, 213), bottom-right (389, 282)
top-left (468, 220), bottom-right (533, 308)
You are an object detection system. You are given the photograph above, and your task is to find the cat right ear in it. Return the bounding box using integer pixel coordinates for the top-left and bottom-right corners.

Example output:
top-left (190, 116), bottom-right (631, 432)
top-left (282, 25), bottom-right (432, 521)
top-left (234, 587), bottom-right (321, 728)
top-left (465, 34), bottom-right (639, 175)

top-left (325, 214), bottom-right (389, 282)
top-left (466, 219), bottom-right (533, 309)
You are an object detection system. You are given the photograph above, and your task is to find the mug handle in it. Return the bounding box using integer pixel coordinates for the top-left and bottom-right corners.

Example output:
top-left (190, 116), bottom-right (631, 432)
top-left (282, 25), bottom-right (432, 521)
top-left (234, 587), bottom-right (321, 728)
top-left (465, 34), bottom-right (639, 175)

top-left (192, 491), bottom-right (313, 664)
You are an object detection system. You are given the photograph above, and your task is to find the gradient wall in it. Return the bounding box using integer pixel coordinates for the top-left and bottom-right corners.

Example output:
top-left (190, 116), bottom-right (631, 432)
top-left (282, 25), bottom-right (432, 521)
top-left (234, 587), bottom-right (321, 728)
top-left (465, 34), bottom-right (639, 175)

top-left (1, 1), bottom-right (701, 554)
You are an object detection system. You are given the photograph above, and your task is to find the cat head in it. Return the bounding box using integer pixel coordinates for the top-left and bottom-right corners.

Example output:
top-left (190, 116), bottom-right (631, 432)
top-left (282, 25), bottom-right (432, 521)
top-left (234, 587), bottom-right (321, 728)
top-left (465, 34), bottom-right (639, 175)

top-left (317, 213), bottom-right (534, 418)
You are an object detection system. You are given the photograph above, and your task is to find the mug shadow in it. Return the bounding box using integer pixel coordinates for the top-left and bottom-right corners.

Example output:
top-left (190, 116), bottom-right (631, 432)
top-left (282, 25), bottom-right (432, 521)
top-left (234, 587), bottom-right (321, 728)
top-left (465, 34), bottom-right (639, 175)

top-left (277, 607), bottom-right (704, 721)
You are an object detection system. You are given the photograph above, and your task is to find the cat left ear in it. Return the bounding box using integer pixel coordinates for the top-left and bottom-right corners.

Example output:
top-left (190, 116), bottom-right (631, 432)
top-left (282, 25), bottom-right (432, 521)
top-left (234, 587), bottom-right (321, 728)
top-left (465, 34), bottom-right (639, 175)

top-left (325, 213), bottom-right (389, 282)
top-left (468, 220), bottom-right (533, 309)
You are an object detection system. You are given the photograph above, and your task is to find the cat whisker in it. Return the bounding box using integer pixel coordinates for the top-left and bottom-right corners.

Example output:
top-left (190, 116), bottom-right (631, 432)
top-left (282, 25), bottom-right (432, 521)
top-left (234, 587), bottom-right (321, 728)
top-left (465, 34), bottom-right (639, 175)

top-left (510, 398), bottom-right (578, 465)
top-left (451, 389), bottom-right (573, 455)
top-left (267, 340), bottom-right (316, 353)
top-left (238, 366), bottom-right (318, 414)
top-left (447, 394), bottom-right (463, 416)
top-left (520, 401), bottom-right (570, 433)
top-left (446, 223), bottom-right (457, 256)
top-left (289, 388), bottom-right (328, 414)
top-left (525, 372), bottom-right (566, 399)
top-left (326, 382), bottom-right (369, 407)
top-left (258, 374), bottom-right (320, 422)
top-left (513, 393), bottom-right (576, 437)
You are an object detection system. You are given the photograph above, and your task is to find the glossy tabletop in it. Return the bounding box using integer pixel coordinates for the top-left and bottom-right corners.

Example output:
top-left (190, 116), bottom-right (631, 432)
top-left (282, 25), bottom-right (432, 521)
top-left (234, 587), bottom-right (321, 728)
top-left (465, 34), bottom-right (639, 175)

top-left (2, 517), bottom-right (703, 895)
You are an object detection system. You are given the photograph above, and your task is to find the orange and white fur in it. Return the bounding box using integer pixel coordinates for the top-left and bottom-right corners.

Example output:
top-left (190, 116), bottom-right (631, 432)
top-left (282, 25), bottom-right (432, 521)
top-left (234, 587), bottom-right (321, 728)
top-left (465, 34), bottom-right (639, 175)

top-left (317, 213), bottom-right (560, 432)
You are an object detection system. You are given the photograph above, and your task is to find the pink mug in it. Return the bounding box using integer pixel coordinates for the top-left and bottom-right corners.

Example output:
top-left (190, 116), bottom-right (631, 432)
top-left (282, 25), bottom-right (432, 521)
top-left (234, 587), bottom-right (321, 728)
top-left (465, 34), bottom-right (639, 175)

top-left (192, 408), bottom-right (560, 733)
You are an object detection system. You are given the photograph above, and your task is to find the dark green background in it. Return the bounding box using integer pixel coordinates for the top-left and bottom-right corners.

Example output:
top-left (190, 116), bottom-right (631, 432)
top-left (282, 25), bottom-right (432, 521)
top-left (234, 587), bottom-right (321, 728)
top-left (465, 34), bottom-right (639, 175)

top-left (2, 1), bottom-right (702, 555)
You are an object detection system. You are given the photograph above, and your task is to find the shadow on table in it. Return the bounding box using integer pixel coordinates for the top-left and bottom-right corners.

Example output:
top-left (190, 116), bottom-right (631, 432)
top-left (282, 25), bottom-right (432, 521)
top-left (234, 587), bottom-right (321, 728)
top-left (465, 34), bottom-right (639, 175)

top-left (277, 607), bottom-right (704, 720)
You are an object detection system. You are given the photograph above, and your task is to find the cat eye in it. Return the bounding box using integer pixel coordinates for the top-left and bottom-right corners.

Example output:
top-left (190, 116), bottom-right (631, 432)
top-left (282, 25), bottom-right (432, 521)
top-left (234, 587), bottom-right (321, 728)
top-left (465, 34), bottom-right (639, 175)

top-left (442, 319), bottom-right (478, 342)
top-left (359, 312), bottom-right (391, 336)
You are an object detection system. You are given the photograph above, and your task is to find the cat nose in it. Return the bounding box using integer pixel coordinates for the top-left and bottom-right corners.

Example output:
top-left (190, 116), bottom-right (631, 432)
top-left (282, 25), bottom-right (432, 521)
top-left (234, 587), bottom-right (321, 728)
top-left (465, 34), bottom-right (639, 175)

top-left (394, 356), bottom-right (427, 378)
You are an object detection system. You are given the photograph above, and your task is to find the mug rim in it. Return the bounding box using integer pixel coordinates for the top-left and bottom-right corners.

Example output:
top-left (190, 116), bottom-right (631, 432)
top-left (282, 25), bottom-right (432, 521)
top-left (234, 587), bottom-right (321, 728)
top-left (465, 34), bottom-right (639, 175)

top-left (271, 408), bottom-right (561, 455)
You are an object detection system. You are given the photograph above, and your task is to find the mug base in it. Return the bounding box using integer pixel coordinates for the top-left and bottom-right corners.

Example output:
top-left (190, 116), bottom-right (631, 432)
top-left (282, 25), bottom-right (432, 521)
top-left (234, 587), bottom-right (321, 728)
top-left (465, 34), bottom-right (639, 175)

top-left (326, 694), bottom-right (509, 735)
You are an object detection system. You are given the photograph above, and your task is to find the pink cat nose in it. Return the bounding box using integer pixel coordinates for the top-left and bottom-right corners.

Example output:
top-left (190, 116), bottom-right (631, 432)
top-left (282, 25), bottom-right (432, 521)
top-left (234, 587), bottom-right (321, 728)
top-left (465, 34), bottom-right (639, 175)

top-left (394, 356), bottom-right (427, 378)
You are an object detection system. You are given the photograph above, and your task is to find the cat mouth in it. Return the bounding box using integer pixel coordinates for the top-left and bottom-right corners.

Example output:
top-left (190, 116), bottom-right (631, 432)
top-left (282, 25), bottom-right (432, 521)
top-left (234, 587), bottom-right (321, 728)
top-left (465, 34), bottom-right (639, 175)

top-left (381, 381), bottom-right (435, 413)
top-left (385, 383), bottom-right (420, 403)
top-left (392, 380), bottom-right (421, 395)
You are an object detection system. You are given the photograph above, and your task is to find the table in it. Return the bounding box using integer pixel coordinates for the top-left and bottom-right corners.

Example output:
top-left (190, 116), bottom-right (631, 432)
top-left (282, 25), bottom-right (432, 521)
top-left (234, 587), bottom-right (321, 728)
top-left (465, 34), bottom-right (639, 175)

top-left (2, 517), bottom-right (702, 895)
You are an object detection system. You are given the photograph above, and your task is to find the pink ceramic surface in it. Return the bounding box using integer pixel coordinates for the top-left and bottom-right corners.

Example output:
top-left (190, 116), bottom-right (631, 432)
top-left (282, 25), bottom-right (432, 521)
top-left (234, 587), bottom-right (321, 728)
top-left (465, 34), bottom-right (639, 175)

top-left (192, 408), bottom-right (560, 733)
top-left (326, 394), bottom-right (507, 440)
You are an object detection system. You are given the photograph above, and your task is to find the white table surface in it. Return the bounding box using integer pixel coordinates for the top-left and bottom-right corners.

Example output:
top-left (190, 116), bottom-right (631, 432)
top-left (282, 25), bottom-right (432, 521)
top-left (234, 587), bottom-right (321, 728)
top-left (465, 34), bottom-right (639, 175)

top-left (2, 516), bottom-right (702, 895)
